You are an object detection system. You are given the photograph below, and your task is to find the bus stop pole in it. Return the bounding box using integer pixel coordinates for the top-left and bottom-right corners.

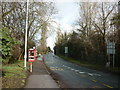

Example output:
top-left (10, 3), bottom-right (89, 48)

top-left (30, 62), bottom-right (32, 72)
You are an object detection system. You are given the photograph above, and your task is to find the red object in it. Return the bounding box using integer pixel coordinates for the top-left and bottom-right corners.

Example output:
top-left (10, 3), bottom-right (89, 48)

top-left (28, 48), bottom-right (37, 62)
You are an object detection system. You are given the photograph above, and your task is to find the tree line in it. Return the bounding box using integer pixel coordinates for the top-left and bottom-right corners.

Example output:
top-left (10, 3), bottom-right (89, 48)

top-left (1, 2), bottom-right (56, 64)
top-left (54, 2), bottom-right (120, 67)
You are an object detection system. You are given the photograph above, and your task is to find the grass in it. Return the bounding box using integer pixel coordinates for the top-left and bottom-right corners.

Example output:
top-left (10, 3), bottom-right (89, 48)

top-left (58, 55), bottom-right (120, 74)
top-left (0, 64), bottom-right (1, 69)
top-left (2, 60), bottom-right (29, 88)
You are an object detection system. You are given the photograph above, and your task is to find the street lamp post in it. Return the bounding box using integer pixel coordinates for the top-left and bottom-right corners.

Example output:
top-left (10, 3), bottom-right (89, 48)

top-left (24, 0), bottom-right (29, 69)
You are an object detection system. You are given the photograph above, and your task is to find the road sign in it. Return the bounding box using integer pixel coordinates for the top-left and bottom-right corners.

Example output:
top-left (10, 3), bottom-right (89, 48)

top-left (65, 47), bottom-right (68, 54)
top-left (28, 48), bottom-right (37, 62)
top-left (107, 42), bottom-right (115, 67)
top-left (107, 42), bottom-right (115, 54)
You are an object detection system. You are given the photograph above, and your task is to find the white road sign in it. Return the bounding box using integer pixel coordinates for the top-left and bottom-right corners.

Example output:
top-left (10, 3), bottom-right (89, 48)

top-left (65, 47), bottom-right (68, 53)
top-left (107, 42), bottom-right (115, 54)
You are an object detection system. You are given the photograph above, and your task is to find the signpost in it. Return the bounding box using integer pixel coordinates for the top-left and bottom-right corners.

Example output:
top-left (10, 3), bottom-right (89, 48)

top-left (65, 47), bottom-right (68, 56)
top-left (107, 42), bottom-right (115, 54)
top-left (107, 42), bottom-right (115, 67)
top-left (28, 47), bottom-right (37, 72)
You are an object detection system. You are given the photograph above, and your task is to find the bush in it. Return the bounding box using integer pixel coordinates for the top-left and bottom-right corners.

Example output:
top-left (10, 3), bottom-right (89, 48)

top-left (0, 26), bottom-right (19, 64)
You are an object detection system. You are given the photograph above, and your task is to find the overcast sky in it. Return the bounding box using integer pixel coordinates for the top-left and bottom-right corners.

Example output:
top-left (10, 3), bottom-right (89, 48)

top-left (46, 0), bottom-right (119, 50)
top-left (46, 2), bottom-right (79, 50)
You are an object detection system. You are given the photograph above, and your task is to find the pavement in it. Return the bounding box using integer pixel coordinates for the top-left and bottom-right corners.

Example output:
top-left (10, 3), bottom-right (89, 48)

top-left (24, 60), bottom-right (59, 88)
top-left (44, 52), bottom-right (120, 88)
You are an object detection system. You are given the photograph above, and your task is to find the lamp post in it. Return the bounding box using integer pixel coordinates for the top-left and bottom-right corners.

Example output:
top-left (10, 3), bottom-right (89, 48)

top-left (24, 0), bottom-right (29, 69)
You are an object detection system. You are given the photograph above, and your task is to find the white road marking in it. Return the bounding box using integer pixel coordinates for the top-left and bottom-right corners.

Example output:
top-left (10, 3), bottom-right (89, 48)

top-left (67, 67), bottom-right (71, 69)
top-left (88, 73), bottom-right (94, 76)
top-left (94, 74), bottom-right (101, 76)
top-left (75, 70), bottom-right (79, 72)
top-left (62, 65), bottom-right (101, 77)
top-left (71, 68), bottom-right (75, 71)
top-left (79, 72), bottom-right (85, 74)
top-left (88, 73), bottom-right (101, 76)
top-left (50, 67), bottom-right (64, 71)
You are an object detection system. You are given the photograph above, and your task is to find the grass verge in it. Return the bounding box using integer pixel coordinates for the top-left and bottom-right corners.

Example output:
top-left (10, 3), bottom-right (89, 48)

top-left (58, 55), bottom-right (120, 74)
top-left (2, 60), bottom-right (29, 88)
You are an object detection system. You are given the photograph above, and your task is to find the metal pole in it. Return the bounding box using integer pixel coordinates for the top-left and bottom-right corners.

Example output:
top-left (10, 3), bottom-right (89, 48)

top-left (24, 0), bottom-right (29, 69)
top-left (113, 54), bottom-right (114, 68)
top-left (108, 54), bottom-right (110, 67)
top-left (30, 63), bottom-right (32, 72)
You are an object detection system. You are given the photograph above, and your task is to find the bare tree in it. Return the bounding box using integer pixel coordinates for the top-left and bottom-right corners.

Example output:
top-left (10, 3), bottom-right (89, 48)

top-left (2, 2), bottom-right (57, 61)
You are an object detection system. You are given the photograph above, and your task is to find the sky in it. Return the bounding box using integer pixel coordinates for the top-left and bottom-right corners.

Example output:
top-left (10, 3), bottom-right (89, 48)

top-left (46, 0), bottom-right (119, 50)
top-left (46, 2), bottom-right (79, 50)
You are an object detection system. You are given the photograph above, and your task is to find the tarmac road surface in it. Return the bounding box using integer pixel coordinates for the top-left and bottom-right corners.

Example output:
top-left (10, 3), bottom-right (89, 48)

top-left (44, 52), bottom-right (120, 88)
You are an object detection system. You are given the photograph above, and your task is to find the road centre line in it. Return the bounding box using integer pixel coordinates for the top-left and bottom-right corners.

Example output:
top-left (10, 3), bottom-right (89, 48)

top-left (67, 67), bottom-right (71, 69)
top-left (71, 68), bottom-right (75, 71)
top-left (63, 65), bottom-right (86, 74)
top-left (62, 65), bottom-right (101, 77)
top-left (74, 70), bottom-right (79, 72)
top-left (88, 73), bottom-right (94, 76)
top-left (90, 79), bottom-right (113, 88)
top-left (59, 64), bottom-right (113, 88)
top-left (102, 84), bottom-right (113, 88)
top-left (79, 72), bottom-right (85, 74)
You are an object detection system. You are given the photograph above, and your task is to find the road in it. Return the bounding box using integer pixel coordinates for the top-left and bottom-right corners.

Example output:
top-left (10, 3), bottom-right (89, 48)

top-left (44, 52), bottom-right (120, 88)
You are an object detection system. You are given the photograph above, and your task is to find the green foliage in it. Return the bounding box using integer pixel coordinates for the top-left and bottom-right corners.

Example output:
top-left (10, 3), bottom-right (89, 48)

top-left (54, 31), bottom-right (106, 66)
top-left (47, 46), bottom-right (52, 52)
top-left (0, 26), bottom-right (20, 64)
top-left (111, 13), bottom-right (120, 67)
top-left (2, 2), bottom-right (56, 63)
top-left (0, 57), bottom-right (9, 64)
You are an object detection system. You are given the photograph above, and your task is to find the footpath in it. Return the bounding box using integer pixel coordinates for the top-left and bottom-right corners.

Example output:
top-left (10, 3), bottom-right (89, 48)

top-left (24, 60), bottom-right (59, 88)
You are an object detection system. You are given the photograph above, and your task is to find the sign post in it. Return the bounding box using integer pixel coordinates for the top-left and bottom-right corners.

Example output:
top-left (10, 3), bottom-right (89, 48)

top-left (65, 47), bottom-right (68, 56)
top-left (107, 42), bottom-right (115, 67)
top-left (28, 47), bottom-right (37, 72)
